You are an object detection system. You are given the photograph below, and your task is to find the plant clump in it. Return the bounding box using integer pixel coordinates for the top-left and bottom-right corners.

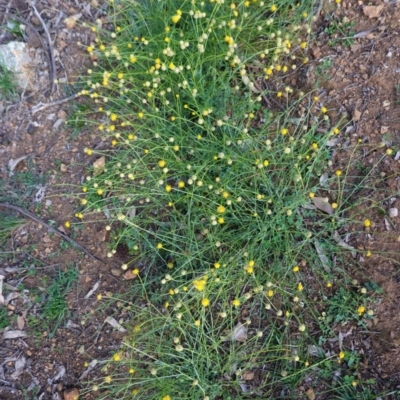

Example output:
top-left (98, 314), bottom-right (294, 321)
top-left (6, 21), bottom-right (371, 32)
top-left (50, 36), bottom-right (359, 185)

top-left (71, 0), bottom-right (375, 398)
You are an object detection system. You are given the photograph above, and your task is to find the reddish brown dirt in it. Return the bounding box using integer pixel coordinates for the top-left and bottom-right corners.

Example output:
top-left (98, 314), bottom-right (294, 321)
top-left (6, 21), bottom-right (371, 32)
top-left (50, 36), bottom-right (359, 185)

top-left (1, 0), bottom-right (400, 399)
top-left (307, 0), bottom-right (400, 384)
top-left (0, 1), bottom-right (133, 399)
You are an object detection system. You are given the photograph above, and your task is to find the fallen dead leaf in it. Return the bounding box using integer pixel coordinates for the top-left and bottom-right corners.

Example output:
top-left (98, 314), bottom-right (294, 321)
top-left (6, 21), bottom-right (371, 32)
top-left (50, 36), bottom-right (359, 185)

top-left (312, 197), bottom-right (334, 215)
top-left (5, 292), bottom-right (19, 305)
top-left (93, 156), bottom-right (106, 176)
top-left (17, 314), bottom-right (25, 330)
top-left (63, 388), bottom-right (80, 400)
top-left (105, 316), bottom-right (127, 332)
top-left (8, 155), bottom-right (29, 176)
top-left (242, 370), bottom-right (255, 380)
top-left (10, 357), bottom-right (26, 380)
top-left (314, 240), bottom-right (331, 272)
top-left (123, 270), bottom-right (138, 280)
top-left (352, 109), bottom-right (361, 122)
top-left (84, 280), bottom-right (100, 299)
top-left (79, 359), bottom-right (98, 380)
top-left (363, 4), bottom-right (384, 19)
top-left (64, 14), bottom-right (82, 29)
top-left (222, 322), bottom-right (248, 342)
top-left (306, 388), bottom-right (316, 400)
top-left (1, 329), bottom-right (28, 342)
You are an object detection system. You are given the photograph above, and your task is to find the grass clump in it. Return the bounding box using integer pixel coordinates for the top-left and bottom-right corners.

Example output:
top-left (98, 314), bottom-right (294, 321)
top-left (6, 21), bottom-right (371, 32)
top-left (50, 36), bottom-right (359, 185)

top-left (0, 212), bottom-right (25, 247)
top-left (0, 61), bottom-right (18, 101)
top-left (72, 0), bottom-right (381, 398)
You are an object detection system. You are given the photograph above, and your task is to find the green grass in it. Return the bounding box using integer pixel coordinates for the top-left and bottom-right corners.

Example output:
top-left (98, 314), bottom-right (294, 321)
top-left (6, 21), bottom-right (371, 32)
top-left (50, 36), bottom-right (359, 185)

top-left (0, 61), bottom-right (18, 101)
top-left (63, 0), bottom-right (400, 398)
top-left (0, 212), bottom-right (25, 247)
top-left (27, 267), bottom-right (79, 338)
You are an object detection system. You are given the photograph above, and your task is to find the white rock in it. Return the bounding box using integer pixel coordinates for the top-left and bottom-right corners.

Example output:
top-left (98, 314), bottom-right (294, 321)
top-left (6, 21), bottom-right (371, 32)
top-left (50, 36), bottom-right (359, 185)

top-left (389, 208), bottom-right (398, 218)
top-left (0, 41), bottom-right (34, 90)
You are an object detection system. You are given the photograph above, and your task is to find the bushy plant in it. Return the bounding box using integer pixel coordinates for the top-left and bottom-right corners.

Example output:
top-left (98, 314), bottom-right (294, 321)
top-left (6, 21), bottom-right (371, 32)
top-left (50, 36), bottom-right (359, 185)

top-left (71, 0), bottom-right (376, 398)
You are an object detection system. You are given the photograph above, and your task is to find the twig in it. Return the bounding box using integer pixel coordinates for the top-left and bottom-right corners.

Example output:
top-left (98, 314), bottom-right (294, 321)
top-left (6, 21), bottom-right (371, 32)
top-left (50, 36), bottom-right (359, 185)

top-left (28, 1), bottom-right (56, 95)
top-left (1, 0), bottom-right (12, 25)
top-left (31, 91), bottom-right (81, 114)
top-left (0, 202), bottom-right (104, 263)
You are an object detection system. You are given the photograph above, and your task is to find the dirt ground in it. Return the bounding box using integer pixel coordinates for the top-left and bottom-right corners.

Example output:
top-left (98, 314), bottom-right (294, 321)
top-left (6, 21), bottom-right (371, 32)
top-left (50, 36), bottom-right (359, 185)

top-left (1, 0), bottom-right (400, 399)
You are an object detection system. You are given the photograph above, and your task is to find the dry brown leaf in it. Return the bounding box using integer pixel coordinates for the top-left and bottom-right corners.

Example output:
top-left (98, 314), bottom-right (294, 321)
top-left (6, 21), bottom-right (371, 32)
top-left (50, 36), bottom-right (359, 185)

top-left (64, 14), bottom-right (82, 29)
top-left (353, 109), bottom-right (361, 122)
top-left (17, 314), bottom-right (25, 330)
top-left (312, 197), bottom-right (334, 215)
top-left (306, 388), bottom-right (316, 400)
top-left (10, 357), bottom-right (26, 380)
top-left (63, 388), bottom-right (80, 400)
top-left (93, 156), bottom-right (105, 176)
top-left (363, 4), bottom-right (384, 19)
top-left (123, 270), bottom-right (138, 280)
top-left (242, 370), bottom-right (255, 380)
top-left (1, 329), bottom-right (27, 342)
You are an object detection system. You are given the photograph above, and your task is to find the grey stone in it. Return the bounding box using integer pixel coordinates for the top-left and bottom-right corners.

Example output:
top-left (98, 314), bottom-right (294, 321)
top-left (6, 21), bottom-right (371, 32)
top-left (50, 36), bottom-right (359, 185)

top-left (0, 41), bottom-right (34, 90)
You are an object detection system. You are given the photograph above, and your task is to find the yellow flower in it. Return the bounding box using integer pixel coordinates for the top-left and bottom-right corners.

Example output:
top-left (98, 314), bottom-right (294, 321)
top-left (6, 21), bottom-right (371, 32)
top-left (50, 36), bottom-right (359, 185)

top-left (311, 143), bottom-right (318, 150)
top-left (232, 299), bottom-right (241, 307)
top-left (218, 217), bottom-right (224, 224)
top-left (158, 160), bottom-right (166, 168)
top-left (217, 205), bottom-right (226, 213)
top-left (178, 181), bottom-right (185, 188)
top-left (267, 289), bottom-right (274, 297)
top-left (64, 221), bottom-right (71, 228)
top-left (263, 160), bottom-right (269, 167)
top-left (157, 243), bottom-right (163, 249)
top-left (270, 4), bottom-right (277, 11)
top-left (321, 106), bottom-right (327, 113)
top-left (335, 170), bottom-right (342, 176)
top-left (104, 376), bottom-right (112, 383)
top-left (113, 353), bottom-right (121, 361)
top-left (366, 250), bottom-right (372, 257)
top-left (339, 351), bottom-right (345, 359)
top-left (293, 265), bottom-right (299, 272)
top-left (364, 219), bottom-right (371, 227)
top-left (297, 283), bottom-right (304, 291)
top-left (110, 113), bottom-right (118, 121)
top-left (165, 185), bottom-right (172, 192)
top-left (193, 279), bottom-right (207, 291)
top-left (81, 198), bottom-right (87, 205)
top-left (331, 202), bottom-right (338, 209)
top-left (172, 14), bottom-right (181, 23)
top-left (245, 265), bottom-right (253, 274)
top-left (281, 128), bottom-right (288, 135)
top-left (214, 262), bottom-right (221, 269)
top-left (357, 306), bottom-right (365, 315)
top-left (309, 192), bottom-right (315, 199)
top-left (194, 319), bottom-right (201, 326)
top-left (201, 298), bottom-right (210, 307)
top-left (162, 396), bottom-right (171, 400)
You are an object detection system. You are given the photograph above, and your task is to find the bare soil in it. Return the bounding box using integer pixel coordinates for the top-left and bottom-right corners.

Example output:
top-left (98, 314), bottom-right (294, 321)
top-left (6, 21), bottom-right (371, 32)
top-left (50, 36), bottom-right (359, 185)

top-left (1, 0), bottom-right (400, 399)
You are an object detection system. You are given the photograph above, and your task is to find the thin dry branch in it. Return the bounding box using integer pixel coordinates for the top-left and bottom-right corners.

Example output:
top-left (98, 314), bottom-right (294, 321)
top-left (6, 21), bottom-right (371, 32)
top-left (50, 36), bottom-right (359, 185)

top-left (0, 202), bottom-right (104, 263)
